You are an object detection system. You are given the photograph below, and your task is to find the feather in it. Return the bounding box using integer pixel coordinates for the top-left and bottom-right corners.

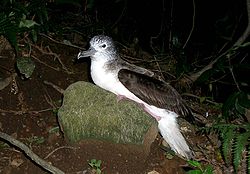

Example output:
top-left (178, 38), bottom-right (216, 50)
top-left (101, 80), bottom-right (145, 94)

top-left (118, 69), bottom-right (194, 120)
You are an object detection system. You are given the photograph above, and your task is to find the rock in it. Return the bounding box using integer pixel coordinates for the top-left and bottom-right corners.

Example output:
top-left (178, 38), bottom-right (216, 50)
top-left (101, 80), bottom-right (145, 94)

top-left (58, 81), bottom-right (157, 150)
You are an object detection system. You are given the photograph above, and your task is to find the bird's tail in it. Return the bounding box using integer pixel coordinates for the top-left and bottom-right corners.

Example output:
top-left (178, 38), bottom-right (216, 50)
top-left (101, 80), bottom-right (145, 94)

top-left (158, 114), bottom-right (193, 159)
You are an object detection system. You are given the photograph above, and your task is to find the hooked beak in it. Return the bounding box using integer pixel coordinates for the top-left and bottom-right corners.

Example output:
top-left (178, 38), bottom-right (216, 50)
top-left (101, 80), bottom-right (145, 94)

top-left (77, 48), bottom-right (96, 59)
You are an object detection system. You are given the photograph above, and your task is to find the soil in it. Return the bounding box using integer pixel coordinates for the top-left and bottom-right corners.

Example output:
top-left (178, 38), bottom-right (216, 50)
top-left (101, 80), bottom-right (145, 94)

top-left (0, 35), bottom-right (221, 174)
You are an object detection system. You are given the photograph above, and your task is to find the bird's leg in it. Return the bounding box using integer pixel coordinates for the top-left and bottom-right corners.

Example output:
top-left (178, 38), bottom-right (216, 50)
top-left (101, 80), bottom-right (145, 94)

top-left (137, 103), bottom-right (161, 121)
top-left (117, 94), bottom-right (129, 102)
top-left (117, 95), bottom-right (161, 121)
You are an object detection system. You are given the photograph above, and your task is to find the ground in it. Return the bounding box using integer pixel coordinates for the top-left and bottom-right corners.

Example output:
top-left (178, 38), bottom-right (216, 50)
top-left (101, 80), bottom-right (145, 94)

top-left (0, 35), bottom-right (222, 174)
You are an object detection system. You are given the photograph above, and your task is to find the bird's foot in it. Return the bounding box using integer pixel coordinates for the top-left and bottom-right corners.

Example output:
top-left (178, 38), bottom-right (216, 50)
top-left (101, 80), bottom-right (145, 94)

top-left (138, 103), bottom-right (161, 121)
top-left (117, 95), bottom-right (161, 121)
top-left (117, 95), bottom-right (129, 102)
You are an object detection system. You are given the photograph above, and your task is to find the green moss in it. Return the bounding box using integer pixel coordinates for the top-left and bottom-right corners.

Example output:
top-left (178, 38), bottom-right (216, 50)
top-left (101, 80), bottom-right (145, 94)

top-left (58, 81), bottom-right (156, 145)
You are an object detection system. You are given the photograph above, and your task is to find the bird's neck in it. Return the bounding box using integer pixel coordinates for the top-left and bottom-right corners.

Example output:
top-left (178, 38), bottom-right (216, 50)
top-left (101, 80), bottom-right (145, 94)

top-left (90, 55), bottom-right (119, 90)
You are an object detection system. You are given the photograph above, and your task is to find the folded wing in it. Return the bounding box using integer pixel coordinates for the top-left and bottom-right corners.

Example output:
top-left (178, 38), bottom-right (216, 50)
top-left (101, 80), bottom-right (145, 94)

top-left (118, 69), bottom-right (193, 119)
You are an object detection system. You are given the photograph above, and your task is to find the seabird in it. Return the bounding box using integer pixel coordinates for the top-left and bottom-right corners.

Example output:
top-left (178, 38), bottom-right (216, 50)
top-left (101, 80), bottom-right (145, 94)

top-left (77, 35), bottom-right (194, 159)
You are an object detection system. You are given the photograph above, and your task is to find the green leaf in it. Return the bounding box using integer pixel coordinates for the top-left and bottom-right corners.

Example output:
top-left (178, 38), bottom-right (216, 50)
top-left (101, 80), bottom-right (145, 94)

top-left (5, 29), bottom-right (18, 51)
top-left (239, 42), bottom-right (250, 47)
top-left (16, 57), bottom-right (36, 78)
top-left (96, 168), bottom-right (102, 174)
top-left (19, 19), bottom-right (38, 28)
top-left (233, 132), bottom-right (250, 171)
top-left (196, 69), bottom-right (215, 84)
top-left (235, 97), bottom-right (246, 115)
top-left (0, 12), bottom-right (18, 51)
top-left (31, 29), bottom-right (38, 42)
top-left (203, 165), bottom-right (213, 174)
top-left (48, 126), bottom-right (60, 134)
top-left (221, 126), bottom-right (234, 164)
top-left (28, 136), bottom-right (45, 144)
top-left (238, 92), bottom-right (250, 109)
top-left (187, 160), bottom-right (202, 168)
top-left (186, 170), bottom-right (202, 174)
top-left (222, 92), bottom-right (240, 120)
top-left (95, 160), bottom-right (102, 168)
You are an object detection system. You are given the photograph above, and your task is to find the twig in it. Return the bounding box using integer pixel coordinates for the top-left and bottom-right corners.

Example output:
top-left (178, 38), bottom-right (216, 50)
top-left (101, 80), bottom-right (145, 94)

top-left (185, 0), bottom-right (250, 83)
top-left (182, 93), bottom-right (220, 105)
top-left (182, 0), bottom-right (196, 49)
top-left (0, 108), bottom-right (56, 115)
top-left (44, 92), bottom-right (57, 110)
top-left (31, 55), bottom-right (60, 71)
top-left (111, 0), bottom-right (127, 29)
top-left (43, 80), bottom-right (65, 94)
top-left (39, 33), bottom-right (84, 50)
top-left (152, 55), bottom-right (165, 80)
top-left (228, 66), bottom-right (241, 91)
top-left (169, 0), bottom-right (174, 49)
top-left (150, 0), bottom-right (166, 53)
top-left (122, 54), bottom-right (167, 63)
top-left (234, 0), bottom-right (250, 46)
top-left (45, 46), bottom-right (72, 74)
top-left (44, 146), bottom-right (76, 159)
top-left (0, 131), bottom-right (65, 174)
top-left (31, 44), bottom-right (73, 74)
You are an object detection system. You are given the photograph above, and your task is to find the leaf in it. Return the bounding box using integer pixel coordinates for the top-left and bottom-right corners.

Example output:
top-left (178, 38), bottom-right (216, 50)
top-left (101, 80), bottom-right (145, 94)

top-left (221, 127), bottom-right (234, 164)
top-left (239, 42), bottom-right (250, 47)
top-left (95, 160), bottom-right (102, 168)
top-left (222, 92), bottom-right (240, 120)
top-left (187, 160), bottom-right (202, 168)
top-left (186, 170), bottom-right (202, 174)
top-left (238, 92), bottom-right (250, 109)
top-left (31, 29), bottom-right (38, 42)
top-left (235, 97), bottom-right (246, 115)
top-left (28, 136), bottom-right (45, 144)
top-left (96, 168), bottom-right (102, 174)
top-left (203, 165), bottom-right (213, 174)
top-left (48, 126), bottom-right (60, 134)
top-left (0, 75), bottom-right (13, 90)
top-left (199, 97), bottom-right (206, 104)
top-left (5, 29), bottom-right (18, 51)
top-left (233, 132), bottom-right (250, 171)
top-left (16, 57), bottom-right (36, 78)
top-left (19, 15), bottom-right (38, 28)
top-left (0, 12), bottom-right (19, 51)
top-left (196, 69), bottom-right (215, 84)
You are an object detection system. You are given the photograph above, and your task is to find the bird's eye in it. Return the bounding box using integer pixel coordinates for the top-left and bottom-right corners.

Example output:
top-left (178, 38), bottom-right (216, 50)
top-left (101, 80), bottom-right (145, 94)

top-left (101, 44), bottom-right (106, 48)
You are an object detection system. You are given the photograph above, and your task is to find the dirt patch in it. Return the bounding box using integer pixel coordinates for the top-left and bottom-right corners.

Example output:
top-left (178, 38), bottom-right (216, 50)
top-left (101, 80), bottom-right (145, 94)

top-left (0, 33), bottom-right (224, 174)
top-left (0, 37), bottom-right (195, 174)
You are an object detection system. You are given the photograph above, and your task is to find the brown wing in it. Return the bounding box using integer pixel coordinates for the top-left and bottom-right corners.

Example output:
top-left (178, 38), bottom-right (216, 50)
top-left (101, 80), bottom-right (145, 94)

top-left (118, 69), bottom-right (193, 118)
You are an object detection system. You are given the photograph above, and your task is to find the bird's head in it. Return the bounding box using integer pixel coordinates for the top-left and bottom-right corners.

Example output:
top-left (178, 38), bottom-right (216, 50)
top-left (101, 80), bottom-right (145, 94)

top-left (77, 35), bottom-right (117, 61)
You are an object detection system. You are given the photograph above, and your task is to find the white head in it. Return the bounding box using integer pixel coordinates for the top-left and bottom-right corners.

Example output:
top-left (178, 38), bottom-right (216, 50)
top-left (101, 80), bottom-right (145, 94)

top-left (77, 35), bottom-right (117, 61)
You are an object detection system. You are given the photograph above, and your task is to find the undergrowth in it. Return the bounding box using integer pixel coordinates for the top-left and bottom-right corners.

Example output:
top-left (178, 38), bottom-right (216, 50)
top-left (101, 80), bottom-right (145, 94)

top-left (202, 90), bottom-right (250, 173)
top-left (0, 0), bottom-right (48, 52)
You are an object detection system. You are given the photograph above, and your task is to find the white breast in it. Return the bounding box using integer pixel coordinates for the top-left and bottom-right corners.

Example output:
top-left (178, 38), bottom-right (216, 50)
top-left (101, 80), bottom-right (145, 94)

top-left (90, 59), bottom-right (172, 119)
top-left (91, 59), bottom-right (119, 94)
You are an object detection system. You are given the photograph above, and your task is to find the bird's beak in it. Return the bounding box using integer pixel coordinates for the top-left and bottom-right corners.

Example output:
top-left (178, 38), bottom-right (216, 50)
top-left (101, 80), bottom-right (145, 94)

top-left (77, 48), bottom-right (96, 59)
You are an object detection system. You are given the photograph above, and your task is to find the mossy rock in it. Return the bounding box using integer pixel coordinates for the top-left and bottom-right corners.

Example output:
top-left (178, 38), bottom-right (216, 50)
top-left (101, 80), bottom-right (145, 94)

top-left (58, 81), bottom-right (157, 146)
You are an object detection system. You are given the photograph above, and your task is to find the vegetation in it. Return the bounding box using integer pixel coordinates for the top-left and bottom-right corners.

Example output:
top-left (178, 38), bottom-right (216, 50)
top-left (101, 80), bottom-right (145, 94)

top-left (0, 0), bottom-right (249, 173)
top-left (186, 160), bottom-right (213, 174)
top-left (88, 159), bottom-right (103, 174)
top-left (0, 0), bottom-right (48, 51)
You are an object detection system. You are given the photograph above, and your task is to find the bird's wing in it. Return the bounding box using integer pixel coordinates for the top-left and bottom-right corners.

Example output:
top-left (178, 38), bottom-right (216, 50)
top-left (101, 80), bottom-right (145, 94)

top-left (118, 68), bottom-right (192, 118)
